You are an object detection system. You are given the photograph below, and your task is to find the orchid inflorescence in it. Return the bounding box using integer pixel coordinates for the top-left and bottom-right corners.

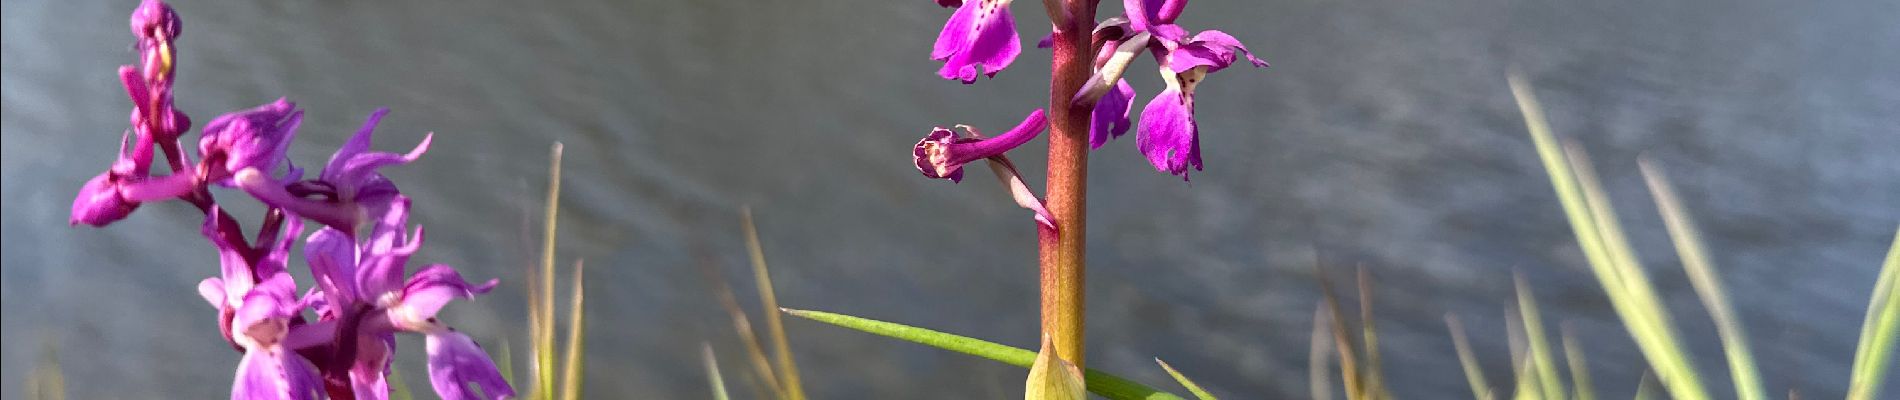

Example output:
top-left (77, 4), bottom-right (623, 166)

top-left (918, 0), bottom-right (1265, 190)
top-left (69, 1), bottom-right (513, 399)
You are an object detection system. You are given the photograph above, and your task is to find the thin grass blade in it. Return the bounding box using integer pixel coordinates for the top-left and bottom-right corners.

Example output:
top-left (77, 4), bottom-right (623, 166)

top-left (1155, 358), bottom-right (1217, 400)
top-left (704, 343), bottom-right (732, 400)
top-left (559, 260), bottom-right (586, 400)
top-left (1515, 273), bottom-right (1568, 400)
top-left (1561, 324), bottom-right (1595, 400)
top-left (744, 207), bottom-right (805, 400)
top-left (1357, 268), bottom-right (1389, 400)
top-left (1315, 266), bottom-right (1364, 400)
top-left (1312, 305), bottom-right (1335, 400)
top-left (1447, 314), bottom-right (1492, 400)
top-left (1846, 227), bottom-right (1900, 400)
top-left (1639, 159), bottom-right (1765, 400)
top-left (781, 308), bottom-right (1187, 400)
top-left (535, 142), bottom-right (563, 400)
top-left (699, 257), bottom-right (783, 396)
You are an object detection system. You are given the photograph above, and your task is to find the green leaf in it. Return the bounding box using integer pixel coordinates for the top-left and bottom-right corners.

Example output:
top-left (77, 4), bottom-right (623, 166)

top-left (1847, 227), bottom-right (1900, 400)
top-left (560, 260), bottom-right (586, 400)
top-left (781, 308), bottom-right (1187, 400)
top-left (1639, 161), bottom-right (1765, 400)
top-left (1156, 358), bottom-right (1217, 400)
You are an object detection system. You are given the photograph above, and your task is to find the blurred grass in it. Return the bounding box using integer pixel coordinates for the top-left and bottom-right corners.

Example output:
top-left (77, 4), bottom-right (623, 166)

top-left (26, 340), bottom-right (64, 400)
top-left (1640, 160), bottom-right (1765, 400)
top-left (524, 142), bottom-right (586, 400)
top-left (1510, 73), bottom-right (1708, 400)
top-left (703, 343), bottom-right (731, 400)
top-left (744, 208), bottom-right (807, 400)
top-left (1846, 227), bottom-right (1899, 400)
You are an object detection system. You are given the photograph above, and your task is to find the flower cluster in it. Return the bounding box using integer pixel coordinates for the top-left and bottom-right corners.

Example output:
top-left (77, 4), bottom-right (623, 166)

top-left (918, 0), bottom-right (1264, 187)
top-left (71, 2), bottom-right (513, 399)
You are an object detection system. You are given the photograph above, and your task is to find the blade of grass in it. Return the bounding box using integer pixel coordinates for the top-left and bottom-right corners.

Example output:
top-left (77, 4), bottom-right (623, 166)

top-left (1509, 73), bottom-right (1707, 400)
top-left (27, 340), bottom-right (64, 400)
top-left (698, 256), bottom-right (784, 397)
top-left (1357, 268), bottom-right (1388, 400)
top-left (1505, 310), bottom-right (1540, 400)
top-left (1512, 347), bottom-right (1541, 400)
top-left (744, 207), bottom-right (805, 400)
top-left (1315, 266), bottom-right (1364, 400)
top-left (782, 308), bottom-right (1187, 400)
top-left (1639, 159), bottom-right (1765, 400)
top-left (1561, 323), bottom-right (1595, 400)
top-left (1446, 314), bottom-right (1492, 400)
top-left (1515, 273), bottom-right (1568, 400)
top-left (1633, 372), bottom-right (1659, 400)
top-left (535, 142), bottom-right (563, 400)
top-left (1312, 305), bottom-right (1334, 400)
top-left (1155, 358), bottom-right (1217, 400)
top-left (559, 260), bottom-right (586, 400)
top-left (498, 340), bottom-right (515, 387)
top-left (1846, 227), bottom-right (1900, 400)
top-left (704, 343), bottom-right (732, 400)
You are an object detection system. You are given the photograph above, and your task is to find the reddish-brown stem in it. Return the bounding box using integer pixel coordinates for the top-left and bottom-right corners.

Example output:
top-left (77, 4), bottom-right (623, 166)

top-left (1039, 0), bottom-right (1097, 369)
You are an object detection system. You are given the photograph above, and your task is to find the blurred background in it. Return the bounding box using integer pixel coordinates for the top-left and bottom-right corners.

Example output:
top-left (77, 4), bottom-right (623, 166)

top-left (4, 0), bottom-right (1896, 398)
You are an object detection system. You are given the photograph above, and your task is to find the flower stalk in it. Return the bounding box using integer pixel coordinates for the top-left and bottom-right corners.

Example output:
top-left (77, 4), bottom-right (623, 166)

top-left (1039, 0), bottom-right (1098, 370)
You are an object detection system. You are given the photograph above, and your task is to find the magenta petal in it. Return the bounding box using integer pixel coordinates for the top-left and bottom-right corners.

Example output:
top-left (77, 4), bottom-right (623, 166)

top-left (350, 336), bottom-right (394, 400)
top-left (912, 128), bottom-right (967, 182)
top-left (1167, 30), bottom-right (1267, 73)
top-left (1137, 89), bottom-right (1202, 179)
top-left (232, 348), bottom-right (325, 400)
top-left (1089, 79), bottom-right (1136, 149)
top-left (199, 98), bottom-right (303, 183)
top-left (426, 331), bottom-right (516, 400)
top-left (305, 226), bottom-right (361, 309)
top-left (199, 277), bottom-right (226, 308)
top-left (237, 168), bottom-right (360, 232)
top-left (70, 172), bottom-right (139, 227)
top-left (934, 0), bottom-right (1021, 83)
top-left (396, 265), bottom-right (498, 328)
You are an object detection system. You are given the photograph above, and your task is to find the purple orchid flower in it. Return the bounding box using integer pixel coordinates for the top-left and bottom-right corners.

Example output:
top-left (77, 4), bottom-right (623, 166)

top-left (236, 108), bottom-right (432, 233)
top-left (932, 0), bottom-right (1022, 83)
top-left (913, 109), bottom-right (1047, 182)
top-left (1135, 23), bottom-right (1264, 179)
top-left (1062, 0), bottom-right (1264, 180)
top-left (197, 217), bottom-right (331, 400)
top-left (200, 98), bottom-right (304, 185)
top-left (229, 272), bottom-right (329, 400)
top-left (912, 110), bottom-right (1057, 228)
top-left (301, 197), bottom-right (512, 400)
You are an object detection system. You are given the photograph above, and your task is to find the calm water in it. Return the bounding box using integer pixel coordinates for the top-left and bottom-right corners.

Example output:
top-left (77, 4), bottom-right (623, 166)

top-left (4, 0), bottom-right (1896, 398)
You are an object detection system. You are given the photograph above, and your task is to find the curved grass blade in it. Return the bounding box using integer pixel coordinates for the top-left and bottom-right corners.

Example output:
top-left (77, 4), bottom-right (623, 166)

top-left (699, 255), bottom-right (784, 396)
top-left (1639, 160), bottom-right (1765, 400)
top-left (1155, 358), bottom-right (1217, 400)
top-left (1847, 227), bottom-right (1900, 400)
top-left (781, 308), bottom-right (1187, 400)
top-left (744, 207), bottom-right (806, 400)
